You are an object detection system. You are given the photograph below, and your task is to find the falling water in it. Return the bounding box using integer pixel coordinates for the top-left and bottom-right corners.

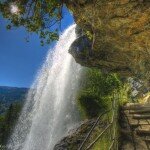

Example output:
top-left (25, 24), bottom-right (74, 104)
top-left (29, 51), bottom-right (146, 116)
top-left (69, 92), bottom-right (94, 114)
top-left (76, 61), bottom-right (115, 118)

top-left (7, 24), bottom-right (81, 150)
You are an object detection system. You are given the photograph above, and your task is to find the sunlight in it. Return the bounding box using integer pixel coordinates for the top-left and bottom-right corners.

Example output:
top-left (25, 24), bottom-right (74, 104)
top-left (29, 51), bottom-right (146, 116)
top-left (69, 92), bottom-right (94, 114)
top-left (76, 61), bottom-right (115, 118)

top-left (10, 4), bottom-right (19, 14)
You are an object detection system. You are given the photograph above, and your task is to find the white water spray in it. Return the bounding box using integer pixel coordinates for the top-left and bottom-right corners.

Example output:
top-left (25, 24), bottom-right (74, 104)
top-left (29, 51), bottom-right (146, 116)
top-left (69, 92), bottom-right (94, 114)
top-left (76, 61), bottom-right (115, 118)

top-left (7, 24), bottom-right (81, 150)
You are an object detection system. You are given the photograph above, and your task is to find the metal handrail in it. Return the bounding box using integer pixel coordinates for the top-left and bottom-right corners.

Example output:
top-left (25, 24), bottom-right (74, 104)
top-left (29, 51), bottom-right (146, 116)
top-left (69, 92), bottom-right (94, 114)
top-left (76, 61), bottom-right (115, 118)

top-left (78, 92), bottom-right (119, 150)
top-left (78, 109), bottom-right (112, 150)
top-left (85, 123), bottom-right (112, 150)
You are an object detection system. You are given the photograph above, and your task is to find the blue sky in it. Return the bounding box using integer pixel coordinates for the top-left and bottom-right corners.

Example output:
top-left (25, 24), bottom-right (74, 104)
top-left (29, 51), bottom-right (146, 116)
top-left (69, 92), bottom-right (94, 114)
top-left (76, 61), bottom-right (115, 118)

top-left (0, 7), bottom-right (74, 88)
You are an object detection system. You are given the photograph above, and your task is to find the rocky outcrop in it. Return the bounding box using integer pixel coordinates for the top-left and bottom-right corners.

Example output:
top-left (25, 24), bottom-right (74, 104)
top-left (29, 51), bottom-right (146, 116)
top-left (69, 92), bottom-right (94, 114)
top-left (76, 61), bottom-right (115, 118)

top-left (66, 0), bottom-right (150, 81)
top-left (54, 117), bottom-right (109, 150)
top-left (53, 119), bottom-right (96, 150)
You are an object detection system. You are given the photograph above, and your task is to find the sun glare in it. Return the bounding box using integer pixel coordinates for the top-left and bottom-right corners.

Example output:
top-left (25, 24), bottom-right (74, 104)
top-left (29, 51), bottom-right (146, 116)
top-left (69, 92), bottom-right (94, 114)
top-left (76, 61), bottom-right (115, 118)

top-left (10, 4), bottom-right (19, 14)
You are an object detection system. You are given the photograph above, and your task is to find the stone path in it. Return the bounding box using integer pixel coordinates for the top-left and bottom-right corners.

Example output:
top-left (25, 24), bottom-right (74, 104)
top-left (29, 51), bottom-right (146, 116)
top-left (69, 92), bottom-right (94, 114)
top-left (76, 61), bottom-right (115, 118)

top-left (120, 103), bottom-right (150, 150)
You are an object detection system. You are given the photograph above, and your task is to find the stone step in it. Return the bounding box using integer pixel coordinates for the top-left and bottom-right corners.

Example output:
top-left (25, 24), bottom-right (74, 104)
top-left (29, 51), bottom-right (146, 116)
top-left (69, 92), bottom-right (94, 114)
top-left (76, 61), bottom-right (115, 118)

top-left (133, 114), bottom-right (150, 119)
top-left (123, 110), bottom-right (150, 116)
top-left (143, 138), bottom-right (150, 142)
top-left (130, 122), bottom-right (150, 128)
top-left (125, 103), bottom-right (143, 107)
top-left (136, 125), bottom-right (150, 135)
top-left (122, 103), bottom-right (150, 149)
top-left (129, 109), bottom-right (150, 114)
top-left (128, 119), bottom-right (150, 125)
top-left (123, 105), bottom-right (150, 110)
top-left (136, 129), bottom-right (150, 135)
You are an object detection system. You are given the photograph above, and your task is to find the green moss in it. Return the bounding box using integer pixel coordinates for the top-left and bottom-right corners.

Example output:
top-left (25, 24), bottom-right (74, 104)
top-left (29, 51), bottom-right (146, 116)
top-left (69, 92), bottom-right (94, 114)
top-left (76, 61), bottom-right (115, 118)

top-left (118, 83), bottom-right (131, 106)
top-left (92, 134), bottom-right (111, 150)
top-left (85, 30), bottom-right (93, 40)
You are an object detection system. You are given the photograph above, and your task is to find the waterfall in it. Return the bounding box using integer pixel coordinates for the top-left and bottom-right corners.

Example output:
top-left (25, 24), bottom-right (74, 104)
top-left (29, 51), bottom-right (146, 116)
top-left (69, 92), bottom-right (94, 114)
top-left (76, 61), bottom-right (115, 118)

top-left (7, 24), bottom-right (81, 150)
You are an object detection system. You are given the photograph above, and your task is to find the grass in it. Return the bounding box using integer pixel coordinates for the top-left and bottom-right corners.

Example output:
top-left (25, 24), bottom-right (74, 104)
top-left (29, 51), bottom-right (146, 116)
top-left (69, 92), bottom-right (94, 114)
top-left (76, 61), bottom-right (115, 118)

top-left (82, 108), bottom-right (119, 150)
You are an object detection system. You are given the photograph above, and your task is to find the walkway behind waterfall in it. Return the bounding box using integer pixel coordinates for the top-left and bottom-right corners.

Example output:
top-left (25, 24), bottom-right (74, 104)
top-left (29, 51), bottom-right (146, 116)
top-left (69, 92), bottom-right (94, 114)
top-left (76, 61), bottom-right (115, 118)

top-left (120, 102), bottom-right (150, 150)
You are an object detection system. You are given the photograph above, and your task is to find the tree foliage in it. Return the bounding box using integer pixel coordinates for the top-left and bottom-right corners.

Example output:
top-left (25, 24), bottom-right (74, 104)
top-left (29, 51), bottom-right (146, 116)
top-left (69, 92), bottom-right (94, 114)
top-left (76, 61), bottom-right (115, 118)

top-left (0, 0), bottom-right (64, 45)
top-left (77, 68), bottom-right (122, 118)
top-left (0, 102), bottom-right (22, 145)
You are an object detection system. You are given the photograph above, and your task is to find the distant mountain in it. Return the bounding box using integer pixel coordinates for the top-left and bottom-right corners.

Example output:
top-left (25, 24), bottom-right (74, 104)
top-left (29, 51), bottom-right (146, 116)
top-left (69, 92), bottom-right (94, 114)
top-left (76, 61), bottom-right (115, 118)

top-left (0, 86), bottom-right (29, 114)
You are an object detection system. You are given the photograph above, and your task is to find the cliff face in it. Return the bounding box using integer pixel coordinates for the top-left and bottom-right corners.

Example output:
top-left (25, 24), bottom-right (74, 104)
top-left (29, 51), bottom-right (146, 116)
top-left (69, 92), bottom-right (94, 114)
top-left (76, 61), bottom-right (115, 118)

top-left (66, 0), bottom-right (150, 81)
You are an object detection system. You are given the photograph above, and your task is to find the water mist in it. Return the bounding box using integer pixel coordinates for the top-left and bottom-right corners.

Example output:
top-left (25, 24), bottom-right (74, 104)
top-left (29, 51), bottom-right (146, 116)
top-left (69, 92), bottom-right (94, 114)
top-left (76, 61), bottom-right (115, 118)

top-left (7, 24), bottom-right (81, 150)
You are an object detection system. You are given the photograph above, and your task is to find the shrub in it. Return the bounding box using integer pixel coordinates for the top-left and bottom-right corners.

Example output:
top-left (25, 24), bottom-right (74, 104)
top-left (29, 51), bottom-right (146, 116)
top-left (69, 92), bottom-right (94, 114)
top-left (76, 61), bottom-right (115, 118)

top-left (77, 91), bottom-right (107, 118)
top-left (77, 68), bottom-right (122, 118)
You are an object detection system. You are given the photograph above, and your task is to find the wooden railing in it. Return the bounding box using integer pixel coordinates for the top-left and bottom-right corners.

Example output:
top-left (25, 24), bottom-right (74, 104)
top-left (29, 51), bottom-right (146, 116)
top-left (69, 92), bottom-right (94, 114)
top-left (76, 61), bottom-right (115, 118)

top-left (78, 92), bottom-right (119, 150)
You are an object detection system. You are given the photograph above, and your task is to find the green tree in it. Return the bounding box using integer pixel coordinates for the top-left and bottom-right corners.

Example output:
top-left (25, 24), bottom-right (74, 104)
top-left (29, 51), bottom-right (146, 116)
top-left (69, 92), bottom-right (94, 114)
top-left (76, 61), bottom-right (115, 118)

top-left (0, 102), bottom-right (22, 145)
top-left (0, 0), bottom-right (64, 45)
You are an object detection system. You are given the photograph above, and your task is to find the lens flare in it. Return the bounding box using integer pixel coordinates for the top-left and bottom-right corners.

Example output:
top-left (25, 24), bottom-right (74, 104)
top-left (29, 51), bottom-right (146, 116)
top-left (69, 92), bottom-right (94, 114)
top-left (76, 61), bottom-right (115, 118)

top-left (10, 4), bottom-right (19, 14)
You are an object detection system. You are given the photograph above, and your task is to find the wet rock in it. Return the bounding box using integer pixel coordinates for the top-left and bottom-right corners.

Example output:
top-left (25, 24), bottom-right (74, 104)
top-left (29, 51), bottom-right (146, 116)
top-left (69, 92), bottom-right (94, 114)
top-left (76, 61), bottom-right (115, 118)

top-left (53, 119), bottom-right (96, 150)
top-left (66, 0), bottom-right (150, 81)
top-left (69, 35), bottom-right (92, 65)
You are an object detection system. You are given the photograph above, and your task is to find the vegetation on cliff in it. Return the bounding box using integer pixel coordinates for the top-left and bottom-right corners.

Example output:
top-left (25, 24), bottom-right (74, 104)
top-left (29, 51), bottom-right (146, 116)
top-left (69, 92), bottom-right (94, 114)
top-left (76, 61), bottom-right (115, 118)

top-left (77, 68), bottom-right (122, 118)
top-left (54, 68), bottom-right (132, 149)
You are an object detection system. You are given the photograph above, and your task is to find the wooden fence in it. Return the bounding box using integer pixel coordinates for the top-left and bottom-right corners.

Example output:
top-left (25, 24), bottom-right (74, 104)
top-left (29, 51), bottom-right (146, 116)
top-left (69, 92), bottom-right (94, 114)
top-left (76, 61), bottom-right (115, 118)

top-left (78, 92), bottom-right (119, 150)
